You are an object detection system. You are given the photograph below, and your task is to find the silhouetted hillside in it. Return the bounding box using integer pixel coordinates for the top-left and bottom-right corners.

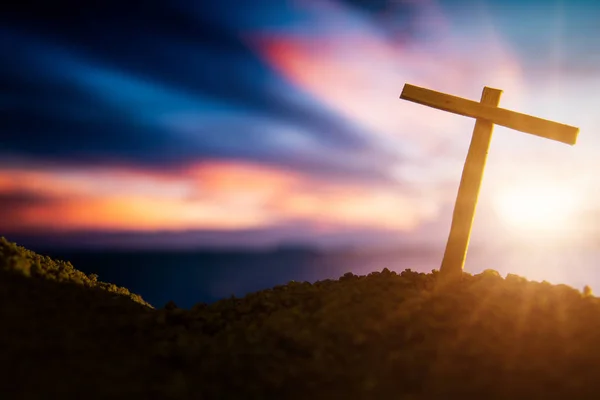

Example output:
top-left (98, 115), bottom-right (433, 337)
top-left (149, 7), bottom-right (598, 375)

top-left (2, 236), bottom-right (600, 399)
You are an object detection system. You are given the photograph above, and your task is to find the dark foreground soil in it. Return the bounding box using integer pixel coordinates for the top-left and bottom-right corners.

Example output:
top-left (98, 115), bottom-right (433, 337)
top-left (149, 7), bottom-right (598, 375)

top-left (2, 236), bottom-right (600, 399)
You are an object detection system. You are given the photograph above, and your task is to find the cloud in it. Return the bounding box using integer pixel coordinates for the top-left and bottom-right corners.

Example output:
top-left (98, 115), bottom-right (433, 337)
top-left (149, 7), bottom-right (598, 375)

top-left (0, 189), bottom-right (64, 232)
top-left (244, 0), bottom-right (527, 201)
top-left (0, 188), bottom-right (62, 207)
top-left (0, 161), bottom-right (436, 238)
top-left (3, 0), bottom-right (596, 253)
top-left (0, 7), bottom-right (401, 185)
top-left (4, 217), bottom-right (421, 252)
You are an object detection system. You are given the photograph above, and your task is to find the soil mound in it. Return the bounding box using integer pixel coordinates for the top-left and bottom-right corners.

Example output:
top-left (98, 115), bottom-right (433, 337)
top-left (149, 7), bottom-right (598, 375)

top-left (2, 237), bottom-right (600, 399)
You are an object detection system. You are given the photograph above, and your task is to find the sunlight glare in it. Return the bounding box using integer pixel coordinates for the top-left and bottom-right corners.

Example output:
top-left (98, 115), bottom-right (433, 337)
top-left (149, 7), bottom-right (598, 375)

top-left (492, 183), bottom-right (579, 233)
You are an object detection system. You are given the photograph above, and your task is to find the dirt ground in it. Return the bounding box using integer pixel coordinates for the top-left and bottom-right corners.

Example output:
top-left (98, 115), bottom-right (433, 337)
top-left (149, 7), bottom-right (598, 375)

top-left (3, 237), bottom-right (600, 399)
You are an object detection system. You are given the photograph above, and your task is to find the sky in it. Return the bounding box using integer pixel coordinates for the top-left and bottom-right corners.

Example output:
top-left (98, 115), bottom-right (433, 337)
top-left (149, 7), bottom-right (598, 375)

top-left (2, 0), bottom-right (600, 289)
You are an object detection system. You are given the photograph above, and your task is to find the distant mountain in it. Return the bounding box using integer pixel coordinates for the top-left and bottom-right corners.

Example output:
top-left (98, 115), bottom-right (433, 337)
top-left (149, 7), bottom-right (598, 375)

top-left (271, 243), bottom-right (322, 255)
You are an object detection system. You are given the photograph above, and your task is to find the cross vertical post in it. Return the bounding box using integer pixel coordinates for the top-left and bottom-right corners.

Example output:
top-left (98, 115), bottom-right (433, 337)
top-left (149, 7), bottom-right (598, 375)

top-left (439, 87), bottom-right (502, 281)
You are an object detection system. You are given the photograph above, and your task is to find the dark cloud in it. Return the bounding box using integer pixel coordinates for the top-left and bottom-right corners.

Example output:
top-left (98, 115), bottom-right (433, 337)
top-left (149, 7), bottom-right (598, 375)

top-left (0, 0), bottom-right (401, 184)
top-left (0, 189), bottom-right (64, 233)
top-left (340, 0), bottom-right (416, 15)
top-left (338, 0), bottom-right (435, 43)
top-left (0, 189), bottom-right (62, 210)
top-left (3, 221), bottom-right (410, 251)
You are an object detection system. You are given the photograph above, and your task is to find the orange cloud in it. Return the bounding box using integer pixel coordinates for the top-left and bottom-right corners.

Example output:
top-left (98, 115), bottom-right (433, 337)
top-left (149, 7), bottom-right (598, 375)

top-left (0, 160), bottom-right (435, 234)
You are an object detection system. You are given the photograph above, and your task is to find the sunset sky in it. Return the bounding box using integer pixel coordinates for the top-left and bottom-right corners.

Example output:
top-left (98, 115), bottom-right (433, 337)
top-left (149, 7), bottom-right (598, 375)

top-left (2, 0), bottom-right (600, 289)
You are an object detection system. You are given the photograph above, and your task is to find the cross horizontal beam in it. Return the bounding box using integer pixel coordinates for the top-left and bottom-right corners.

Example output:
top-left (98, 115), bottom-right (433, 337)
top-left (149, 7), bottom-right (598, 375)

top-left (400, 84), bottom-right (579, 145)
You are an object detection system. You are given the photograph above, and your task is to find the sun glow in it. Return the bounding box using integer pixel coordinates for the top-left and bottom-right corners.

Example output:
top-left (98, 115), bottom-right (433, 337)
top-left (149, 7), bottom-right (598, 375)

top-left (492, 183), bottom-right (580, 233)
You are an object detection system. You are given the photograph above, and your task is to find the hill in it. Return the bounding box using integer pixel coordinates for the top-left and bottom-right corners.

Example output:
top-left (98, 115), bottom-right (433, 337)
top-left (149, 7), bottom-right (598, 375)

top-left (2, 236), bottom-right (600, 399)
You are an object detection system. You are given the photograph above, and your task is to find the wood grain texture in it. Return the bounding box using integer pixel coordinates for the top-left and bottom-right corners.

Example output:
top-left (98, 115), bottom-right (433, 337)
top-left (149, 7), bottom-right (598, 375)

top-left (439, 87), bottom-right (502, 280)
top-left (400, 84), bottom-right (579, 145)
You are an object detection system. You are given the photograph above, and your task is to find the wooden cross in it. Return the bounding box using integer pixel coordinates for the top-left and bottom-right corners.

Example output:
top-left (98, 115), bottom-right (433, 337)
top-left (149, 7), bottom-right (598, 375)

top-left (399, 84), bottom-right (579, 281)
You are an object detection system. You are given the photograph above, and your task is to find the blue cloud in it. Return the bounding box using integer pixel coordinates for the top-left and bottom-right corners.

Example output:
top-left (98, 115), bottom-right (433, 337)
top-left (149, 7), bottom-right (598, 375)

top-left (0, 2), bottom-right (402, 183)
